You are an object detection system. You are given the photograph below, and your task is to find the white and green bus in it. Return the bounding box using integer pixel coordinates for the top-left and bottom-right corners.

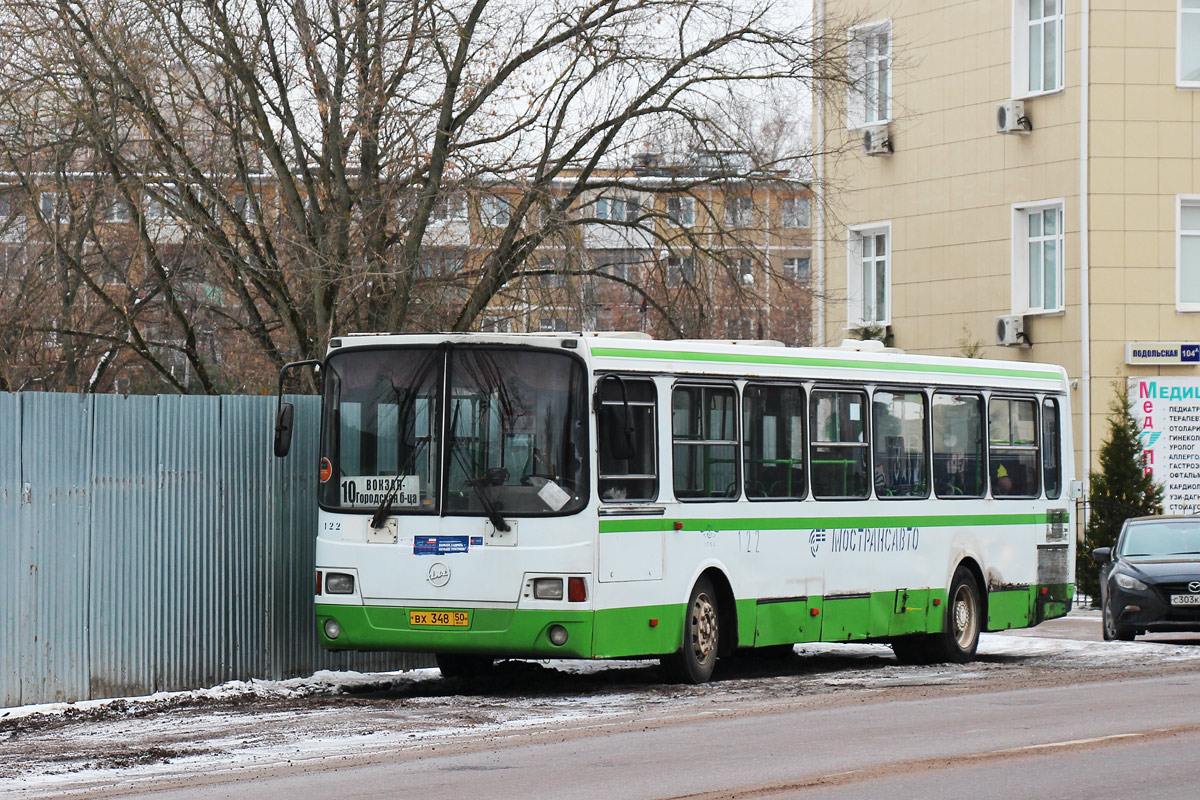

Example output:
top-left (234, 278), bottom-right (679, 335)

top-left (273, 333), bottom-right (1076, 682)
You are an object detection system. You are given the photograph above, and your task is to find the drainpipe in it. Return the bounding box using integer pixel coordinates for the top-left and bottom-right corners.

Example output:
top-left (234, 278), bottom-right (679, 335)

top-left (815, 0), bottom-right (826, 346)
top-left (1079, 0), bottom-right (1092, 506)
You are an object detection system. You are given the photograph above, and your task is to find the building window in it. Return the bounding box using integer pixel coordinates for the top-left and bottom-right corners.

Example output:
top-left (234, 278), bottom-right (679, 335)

top-left (783, 257), bottom-right (811, 283)
top-left (847, 20), bottom-right (891, 128)
top-left (724, 196), bottom-right (752, 227)
top-left (1014, 0), bottom-right (1063, 97)
top-left (39, 191), bottom-right (66, 223)
top-left (781, 197), bottom-right (810, 228)
top-left (594, 196), bottom-right (637, 223)
top-left (0, 190), bottom-right (10, 218)
top-left (734, 256), bottom-right (754, 285)
top-left (1181, 1), bottom-right (1200, 86)
top-left (847, 224), bottom-right (890, 326)
top-left (1178, 197), bottom-right (1200, 310)
top-left (538, 317), bottom-right (567, 332)
top-left (666, 256), bottom-right (696, 287)
top-left (433, 193), bottom-right (468, 221)
top-left (480, 195), bottom-right (511, 227)
top-left (233, 192), bottom-right (258, 224)
top-left (1013, 201), bottom-right (1063, 314)
top-left (666, 196), bottom-right (695, 227)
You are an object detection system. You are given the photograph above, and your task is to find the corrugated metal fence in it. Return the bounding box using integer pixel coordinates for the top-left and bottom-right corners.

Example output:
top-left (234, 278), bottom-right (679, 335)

top-left (0, 392), bottom-right (428, 708)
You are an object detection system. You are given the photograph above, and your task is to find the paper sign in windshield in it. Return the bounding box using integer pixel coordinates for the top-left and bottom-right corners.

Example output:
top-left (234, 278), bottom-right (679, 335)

top-left (537, 479), bottom-right (572, 511)
top-left (340, 475), bottom-right (419, 508)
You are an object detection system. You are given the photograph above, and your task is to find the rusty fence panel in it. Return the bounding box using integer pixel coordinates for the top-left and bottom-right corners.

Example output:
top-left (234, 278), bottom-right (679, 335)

top-left (0, 392), bottom-right (428, 708)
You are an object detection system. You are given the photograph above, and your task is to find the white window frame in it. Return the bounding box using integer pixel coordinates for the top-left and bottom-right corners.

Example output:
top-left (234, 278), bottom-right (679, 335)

top-left (846, 222), bottom-right (891, 327)
top-left (666, 196), bottom-right (695, 227)
top-left (782, 197), bottom-right (811, 228)
top-left (1178, 1), bottom-right (1200, 88)
top-left (783, 256), bottom-right (811, 283)
top-left (39, 191), bottom-right (66, 224)
top-left (846, 20), bottom-right (892, 129)
top-left (1013, 0), bottom-right (1064, 99)
top-left (1011, 199), bottom-right (1065, 315)
top-left (1177, 195), bottom-right (1200, 311)
top-left (480, 195), bottom-right (511, 228)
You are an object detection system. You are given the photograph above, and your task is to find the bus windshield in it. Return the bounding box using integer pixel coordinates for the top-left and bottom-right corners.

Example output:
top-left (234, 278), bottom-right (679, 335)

top-left (319, 346), bottom-right (588, 516)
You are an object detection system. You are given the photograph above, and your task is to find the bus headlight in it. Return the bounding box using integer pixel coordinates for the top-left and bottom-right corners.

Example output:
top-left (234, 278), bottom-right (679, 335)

top-left (548, 625), bottom-right (569, 646)
top-left (324, 618), bottom-right (342, 640)
top-left (534, 578), bottom-right (564, 600)
top-left (326, 572), bottom-right (355, 594)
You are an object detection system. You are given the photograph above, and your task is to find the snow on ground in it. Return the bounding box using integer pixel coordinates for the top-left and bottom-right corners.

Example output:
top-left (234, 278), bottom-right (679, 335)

top-left (3, 611), bottom-right (1200, 796)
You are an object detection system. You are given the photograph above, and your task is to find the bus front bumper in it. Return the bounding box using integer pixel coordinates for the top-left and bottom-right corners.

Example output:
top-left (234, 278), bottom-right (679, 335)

top-left (316, 603), bottom-right (595, 658)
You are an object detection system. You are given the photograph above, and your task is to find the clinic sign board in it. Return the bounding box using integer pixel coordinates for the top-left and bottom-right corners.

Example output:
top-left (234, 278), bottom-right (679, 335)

top-left (1125, 342), bottom-right (1200, 365)
top-left (1132, 377), bottom-right (1200, 515)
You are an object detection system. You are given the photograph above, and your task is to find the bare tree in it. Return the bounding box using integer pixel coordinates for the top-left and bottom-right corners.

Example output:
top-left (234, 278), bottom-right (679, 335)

top-left (0, 0), bottom-right (852, 393)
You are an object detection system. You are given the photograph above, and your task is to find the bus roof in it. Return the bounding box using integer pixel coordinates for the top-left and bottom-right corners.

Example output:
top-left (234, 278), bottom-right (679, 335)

top-left (328, 332), bottom-right (1069, 391)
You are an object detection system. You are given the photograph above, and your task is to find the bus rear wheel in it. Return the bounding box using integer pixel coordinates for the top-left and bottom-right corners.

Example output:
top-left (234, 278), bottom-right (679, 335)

top-left (930, 566), bottom-right (981, 663)
top-left (435, 653), bottom-right (494, 679)
top-left (892, 567), bottom-right (981, 664)
top-left (661, 577), bottom-right (720, 683)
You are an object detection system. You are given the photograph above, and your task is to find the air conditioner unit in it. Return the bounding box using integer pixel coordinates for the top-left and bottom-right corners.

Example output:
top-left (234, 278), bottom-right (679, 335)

top-left (995, 314), bottom-right (1029, 347)
top-left (996, 99), bottom-right (1032, 134)
top-left (862, 124), bottom-right (893, 156)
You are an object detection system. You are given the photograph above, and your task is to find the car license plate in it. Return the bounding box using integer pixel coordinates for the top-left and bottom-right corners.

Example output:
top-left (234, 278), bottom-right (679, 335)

top-left (409, 609), bottom-right (470, 627)
top-left (1170, 595), bottom-right (1200, 606)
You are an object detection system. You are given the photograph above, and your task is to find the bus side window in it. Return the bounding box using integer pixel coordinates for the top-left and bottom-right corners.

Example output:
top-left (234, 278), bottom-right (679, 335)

top-left (1042, 397), bottom-right (1062, 499)
top-left (743, 383), bottom-right (806, 500)
top-left (988, 396), bottom-right (1040, 498)
top-left (872, 389), bottom-right (929, 499)
top-left (932, 393), bottom-right (985, 498)
top-left (672, 384), bottom-right (739, 501)
top-left (598, 377), bottom-right (658, 502)
top-left (809, 389), bottom-right (869, 499)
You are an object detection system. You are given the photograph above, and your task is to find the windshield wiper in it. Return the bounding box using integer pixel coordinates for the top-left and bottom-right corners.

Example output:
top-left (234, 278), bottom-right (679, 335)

top-left (370, 472), bottom-right (406, 530)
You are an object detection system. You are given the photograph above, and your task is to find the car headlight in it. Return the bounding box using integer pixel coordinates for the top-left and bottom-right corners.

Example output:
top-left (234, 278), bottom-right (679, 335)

top-left (1114, 572), bottom-right (1148, 591)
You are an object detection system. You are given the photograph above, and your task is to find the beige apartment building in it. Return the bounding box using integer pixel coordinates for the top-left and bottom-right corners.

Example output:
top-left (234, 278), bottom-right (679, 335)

top-left (815, 0), bottom-right (1200, 491)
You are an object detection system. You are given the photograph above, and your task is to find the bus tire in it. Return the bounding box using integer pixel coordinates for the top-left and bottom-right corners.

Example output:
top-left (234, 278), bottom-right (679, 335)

top-left (661, 577), bottom-right (720, 683)
top-left (928, 566), bottom-right (982, 663)
top-left (435, 653), bottom-right (494, 679)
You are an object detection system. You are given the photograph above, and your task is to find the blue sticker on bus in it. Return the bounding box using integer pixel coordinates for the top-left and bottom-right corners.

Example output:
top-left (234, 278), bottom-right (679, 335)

top-left (470, 537), bottom-right (483, 547)
top-left (413, 536), bottom-right (471, 555)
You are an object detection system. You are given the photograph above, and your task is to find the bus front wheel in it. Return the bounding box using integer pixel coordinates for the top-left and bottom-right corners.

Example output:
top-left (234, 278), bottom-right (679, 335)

top-left (661, 577), bottom-right (720, 683)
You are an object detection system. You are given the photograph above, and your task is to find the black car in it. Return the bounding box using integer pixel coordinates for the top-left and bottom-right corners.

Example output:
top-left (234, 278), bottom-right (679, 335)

top-left (1093, 515), bottom-right (1200, 641)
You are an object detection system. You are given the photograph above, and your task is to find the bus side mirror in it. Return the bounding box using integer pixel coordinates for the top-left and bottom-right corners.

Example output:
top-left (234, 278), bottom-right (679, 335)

top-left (273, 358), bottom-right (323, 458)
top-left (274, 402), bottom-right (295, 458)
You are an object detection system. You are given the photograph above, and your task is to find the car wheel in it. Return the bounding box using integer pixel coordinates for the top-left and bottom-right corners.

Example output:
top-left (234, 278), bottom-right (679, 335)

top-left (661, 577), bottom-right (720, 683)
top-left (1102, 600), bottom-right (1135, 642)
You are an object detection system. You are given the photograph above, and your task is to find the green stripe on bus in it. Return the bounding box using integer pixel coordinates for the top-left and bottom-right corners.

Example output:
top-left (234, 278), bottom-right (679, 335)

top-left (598, 512), bottom-right (1057, 534)
top-left (589, 347), bottom-right (1063, 381)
